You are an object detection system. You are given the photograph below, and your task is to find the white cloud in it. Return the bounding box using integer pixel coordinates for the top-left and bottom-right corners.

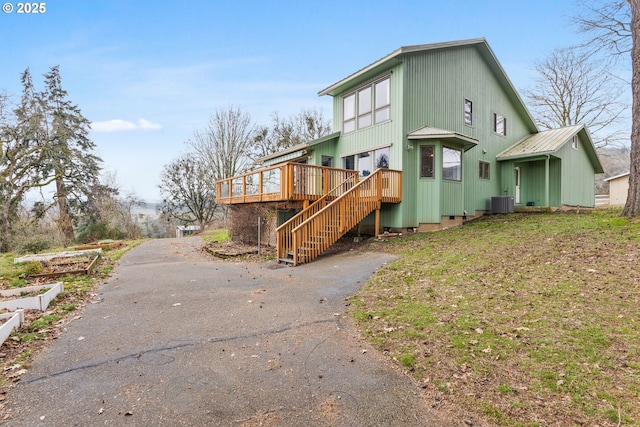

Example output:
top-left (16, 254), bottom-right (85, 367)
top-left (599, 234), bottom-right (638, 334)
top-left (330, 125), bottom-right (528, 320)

top-left (91, 118), bottom-right (162, 132)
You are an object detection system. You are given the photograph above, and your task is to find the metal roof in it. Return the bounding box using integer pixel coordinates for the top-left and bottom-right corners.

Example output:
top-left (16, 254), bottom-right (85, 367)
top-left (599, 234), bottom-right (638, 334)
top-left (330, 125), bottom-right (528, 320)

top-left (317, 38), bottom-right (538, 134)
top-left (257, 132), bottom-right (341, 165)
top-left (407, 126), bottom-right (478, 151)
top-left (496, 124), bottom-right (604, 173)
top-left (497, 125), bottom-right (584, 159)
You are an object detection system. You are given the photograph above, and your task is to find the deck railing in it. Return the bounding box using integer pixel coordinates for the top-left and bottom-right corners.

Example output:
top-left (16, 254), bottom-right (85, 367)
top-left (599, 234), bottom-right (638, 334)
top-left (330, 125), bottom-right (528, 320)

top-left (281, 168), bottom-right (402, 265)
top-left (276, 173), bottom-right (359, 262)
top-left (216, 163), bottom-right (359, 204)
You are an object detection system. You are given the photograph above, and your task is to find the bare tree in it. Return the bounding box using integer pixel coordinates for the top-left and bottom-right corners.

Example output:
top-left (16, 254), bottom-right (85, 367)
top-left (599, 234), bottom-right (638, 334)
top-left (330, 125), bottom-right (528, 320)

top-left (188, 106), bottom-right (256, 182)
top-left (253, 108), bottom-right (332, 159)
top-left (524, 47), bottom-right (627, 147)
top-left (575, 0), bottom-right (639, 217)
top-left (158, 154), bottom-right (218, 228)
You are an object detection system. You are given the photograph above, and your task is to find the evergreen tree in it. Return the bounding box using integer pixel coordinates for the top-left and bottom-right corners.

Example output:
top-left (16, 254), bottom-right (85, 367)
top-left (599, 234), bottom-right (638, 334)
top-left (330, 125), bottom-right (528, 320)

top-left (41, 66), bottom-right (102, 243)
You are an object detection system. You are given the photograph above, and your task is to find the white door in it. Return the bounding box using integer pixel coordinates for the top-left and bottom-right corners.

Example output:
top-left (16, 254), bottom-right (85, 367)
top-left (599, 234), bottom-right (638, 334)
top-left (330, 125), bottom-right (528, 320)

top-left (514, 167), bottom-right (521, 204)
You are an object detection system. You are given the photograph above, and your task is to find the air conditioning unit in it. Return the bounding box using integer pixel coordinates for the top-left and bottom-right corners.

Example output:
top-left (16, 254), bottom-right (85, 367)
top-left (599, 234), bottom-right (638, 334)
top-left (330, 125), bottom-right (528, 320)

top-left (491, 196), bottom-right (514, 214)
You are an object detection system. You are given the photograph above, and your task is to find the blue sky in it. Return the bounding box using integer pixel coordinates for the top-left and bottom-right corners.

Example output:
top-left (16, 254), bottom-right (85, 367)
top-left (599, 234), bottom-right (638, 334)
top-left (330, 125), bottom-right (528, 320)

top-left (1, 0), bottom-right (594, 201)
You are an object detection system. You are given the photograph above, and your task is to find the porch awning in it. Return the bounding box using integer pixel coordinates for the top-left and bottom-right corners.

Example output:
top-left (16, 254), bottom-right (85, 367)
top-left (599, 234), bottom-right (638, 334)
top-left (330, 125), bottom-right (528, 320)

top-left (407, 126), bottom-right (478, 151)
top-left (496, 125), bottom-right (604, 173)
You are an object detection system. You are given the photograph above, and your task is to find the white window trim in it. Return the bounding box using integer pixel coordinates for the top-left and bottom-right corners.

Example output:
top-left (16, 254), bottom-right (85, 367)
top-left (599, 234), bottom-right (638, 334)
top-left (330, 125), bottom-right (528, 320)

top-left (342, 75), bottom-right (392, 133)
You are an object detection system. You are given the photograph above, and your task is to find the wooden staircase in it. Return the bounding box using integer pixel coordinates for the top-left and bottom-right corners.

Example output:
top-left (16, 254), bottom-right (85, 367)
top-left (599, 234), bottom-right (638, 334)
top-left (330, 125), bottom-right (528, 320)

top-left (277, 169), bottom-right (393, 266)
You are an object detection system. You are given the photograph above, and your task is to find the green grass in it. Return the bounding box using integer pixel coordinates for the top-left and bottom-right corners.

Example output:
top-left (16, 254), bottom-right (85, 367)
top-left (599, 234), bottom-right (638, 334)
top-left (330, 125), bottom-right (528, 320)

top-left (200, 228), bottom-right (230, 244)
top-left (353, 209), bottom-right (640, 426)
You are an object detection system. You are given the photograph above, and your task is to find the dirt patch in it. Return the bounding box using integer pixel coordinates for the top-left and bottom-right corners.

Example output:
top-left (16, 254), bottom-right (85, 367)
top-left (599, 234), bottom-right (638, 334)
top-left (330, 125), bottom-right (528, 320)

top-left (202, 233), bottom-right (374, 263)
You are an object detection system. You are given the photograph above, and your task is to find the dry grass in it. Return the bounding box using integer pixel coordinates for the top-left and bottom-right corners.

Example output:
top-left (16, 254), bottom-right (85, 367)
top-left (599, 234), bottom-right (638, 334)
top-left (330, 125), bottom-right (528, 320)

top-left (352, 209), bottom-right (640, 426)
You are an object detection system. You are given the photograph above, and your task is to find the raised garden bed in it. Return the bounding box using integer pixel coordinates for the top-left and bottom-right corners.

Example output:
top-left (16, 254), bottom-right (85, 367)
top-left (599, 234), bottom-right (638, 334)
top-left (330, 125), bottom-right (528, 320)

top-left (0, 310), bottom-right (25, 347)
top-left (0, 282), bottom-right (64, 312)
top-left (26, 253), bottom-right (101, 280)
top-left (74, 240), bottom-right (123, 251)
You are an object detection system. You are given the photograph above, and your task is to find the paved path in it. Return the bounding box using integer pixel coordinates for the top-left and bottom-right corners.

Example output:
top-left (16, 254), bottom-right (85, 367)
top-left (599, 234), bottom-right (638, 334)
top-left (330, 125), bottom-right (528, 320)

top-left (3, 238), bottom-right (453, 426)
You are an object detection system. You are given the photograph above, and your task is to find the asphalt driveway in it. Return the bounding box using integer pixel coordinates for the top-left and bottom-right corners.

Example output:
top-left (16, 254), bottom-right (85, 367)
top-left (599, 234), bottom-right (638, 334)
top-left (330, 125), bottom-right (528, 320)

top-left (2, 237), bottom-right (453, 426)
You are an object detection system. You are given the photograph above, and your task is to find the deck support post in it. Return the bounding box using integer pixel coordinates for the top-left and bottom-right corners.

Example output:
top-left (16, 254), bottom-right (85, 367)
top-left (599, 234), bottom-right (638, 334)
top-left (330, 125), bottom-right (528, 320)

top-left (375, 207), bottom-right (381, 237)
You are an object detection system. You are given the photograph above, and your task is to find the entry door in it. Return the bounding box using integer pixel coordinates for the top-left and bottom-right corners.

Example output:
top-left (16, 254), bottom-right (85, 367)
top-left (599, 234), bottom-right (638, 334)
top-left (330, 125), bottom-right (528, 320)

top-left (514, 167), bottom-right (521, 204)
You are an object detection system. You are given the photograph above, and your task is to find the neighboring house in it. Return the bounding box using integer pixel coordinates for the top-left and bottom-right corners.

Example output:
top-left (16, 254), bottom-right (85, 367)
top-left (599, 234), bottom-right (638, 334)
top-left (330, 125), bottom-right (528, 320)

top-left (176, 225), bottom-right (201, 238)
top-left (604, 172), bottom-right (630, 205)
top-left (217, 38), bottom-right (604, 265)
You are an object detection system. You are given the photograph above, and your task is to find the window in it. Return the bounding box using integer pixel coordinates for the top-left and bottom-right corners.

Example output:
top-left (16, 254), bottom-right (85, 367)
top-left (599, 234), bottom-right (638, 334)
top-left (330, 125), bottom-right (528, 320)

top-left (571, 135), bottom-right (578, 150)
top-left (344, 154), bottom-right (355, 170)
top-left (375, 78), bottom-right (390, 123)
top-left (494, 113), bottom-right (506, 136)
top-left (442, 147), bottom-right (462, 181)
top-left (343, 146), bottom-right (391, 175)
top-left (321, 155), bottom-right (334, 167)
top-left (343, 94), bottom-right (356, 133)
top-left (479, 161), bottom-right (490, 180)
top-left (358, 152), bottom-right (372, 177)
top-left (374, 146), bottom-right (389, 169)
top-left (464, 99), bottom-right (473, 125)
top-left (342, 76), bottom-right (391, 133)
top-left (420, 145), bottom-right (435, 178)
top-left (357, 87), bottom-right (372, 128)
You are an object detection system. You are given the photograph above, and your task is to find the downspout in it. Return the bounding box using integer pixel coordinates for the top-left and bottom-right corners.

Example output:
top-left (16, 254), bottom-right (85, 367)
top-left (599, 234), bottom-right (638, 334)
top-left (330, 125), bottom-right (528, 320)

top-left (545, 155), bottom-right (550, 207)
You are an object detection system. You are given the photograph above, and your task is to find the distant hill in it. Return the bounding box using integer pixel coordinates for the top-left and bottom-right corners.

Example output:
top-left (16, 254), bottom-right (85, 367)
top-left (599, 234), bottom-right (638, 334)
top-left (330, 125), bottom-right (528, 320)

top-left (596, 146), bottom-right (630, 194)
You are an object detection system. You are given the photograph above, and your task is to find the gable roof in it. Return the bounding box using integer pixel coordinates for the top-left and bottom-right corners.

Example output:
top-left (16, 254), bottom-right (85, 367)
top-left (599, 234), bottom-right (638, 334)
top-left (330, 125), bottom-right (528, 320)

top-left (496, 124), bottom-right (604, 173)
top-left (604, 172), bottom-right (630, 182)
top-left (318, 38), bottom-right (538, 133)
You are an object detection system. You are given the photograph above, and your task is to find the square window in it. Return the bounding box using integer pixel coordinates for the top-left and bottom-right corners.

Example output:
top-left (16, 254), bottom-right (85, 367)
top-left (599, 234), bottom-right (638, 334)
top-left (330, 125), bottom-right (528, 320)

top-left (420, 146), bottom-right (435, 178)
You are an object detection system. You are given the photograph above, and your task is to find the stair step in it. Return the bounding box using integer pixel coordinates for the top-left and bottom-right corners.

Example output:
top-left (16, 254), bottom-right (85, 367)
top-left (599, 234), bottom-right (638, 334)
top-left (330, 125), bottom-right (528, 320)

top-left (278, 258), bottom-right (294, 264)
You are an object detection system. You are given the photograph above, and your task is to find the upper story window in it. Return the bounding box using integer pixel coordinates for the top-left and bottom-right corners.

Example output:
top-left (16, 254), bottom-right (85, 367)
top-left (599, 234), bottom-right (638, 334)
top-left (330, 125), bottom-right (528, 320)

top-left (464, 99), bottom-right (473, 126)
top-left (358, 86), bottom-right (372, 128)
top-left (571, 135), bottom-right (578, 149)
top-left (375, 78), bottom-right (390, 123)
top-left (343, 94), bottom-right (356, 133)
top-left (343, 76), bottom-right (391, 133)
top-left (494, 113), bottom-right (506, 136)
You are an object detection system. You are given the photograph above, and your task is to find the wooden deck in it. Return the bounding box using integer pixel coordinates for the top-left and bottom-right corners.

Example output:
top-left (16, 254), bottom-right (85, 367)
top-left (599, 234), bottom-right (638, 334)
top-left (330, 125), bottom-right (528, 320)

top-left (216, 162), bottom-right (402, 205)
top-left (217, 163), bottom-right (402, 266)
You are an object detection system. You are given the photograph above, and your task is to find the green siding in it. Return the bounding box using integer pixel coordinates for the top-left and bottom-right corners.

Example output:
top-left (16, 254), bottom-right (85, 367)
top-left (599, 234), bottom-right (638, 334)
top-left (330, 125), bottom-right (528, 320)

top-left (313, 41), bottom-right (598, 230)
top-left (401, 45), bottom-right (536, 218)
top-left (558, 136), bottom-right (597, 207)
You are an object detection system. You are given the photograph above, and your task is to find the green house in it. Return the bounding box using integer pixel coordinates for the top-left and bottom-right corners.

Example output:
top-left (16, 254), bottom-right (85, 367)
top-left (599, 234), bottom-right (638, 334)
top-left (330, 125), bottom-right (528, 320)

top-left (217, 38), bottom-right (604, 265)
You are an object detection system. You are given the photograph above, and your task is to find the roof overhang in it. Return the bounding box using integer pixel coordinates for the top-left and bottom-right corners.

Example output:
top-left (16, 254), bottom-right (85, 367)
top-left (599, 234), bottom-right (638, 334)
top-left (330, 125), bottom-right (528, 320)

top-left (256, 132), bottom-right (341, 166)
top-left (496, 125), bottom-right (604, 174)
top-left (604, 172), bottom-right (630, 182)
top-left (318, 38), bottom-right (538, 134)
top-left (407, 126), bottom-right (478, 151)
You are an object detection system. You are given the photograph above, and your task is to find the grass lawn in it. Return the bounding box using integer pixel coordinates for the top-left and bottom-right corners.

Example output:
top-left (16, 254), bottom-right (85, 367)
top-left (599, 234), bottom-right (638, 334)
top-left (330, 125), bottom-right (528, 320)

top-left (352, 209), bottom-right (640, 426)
